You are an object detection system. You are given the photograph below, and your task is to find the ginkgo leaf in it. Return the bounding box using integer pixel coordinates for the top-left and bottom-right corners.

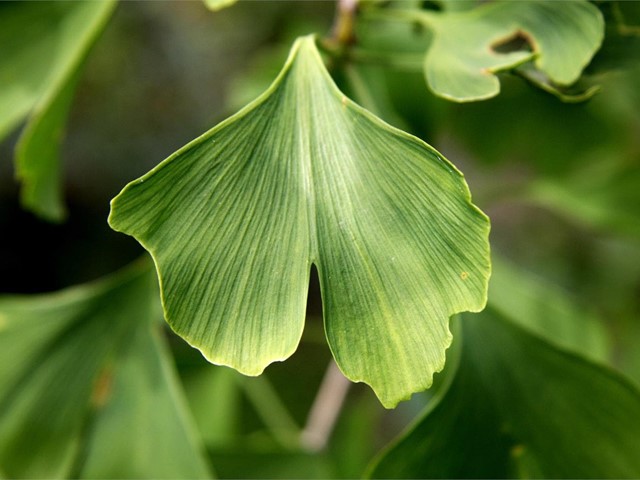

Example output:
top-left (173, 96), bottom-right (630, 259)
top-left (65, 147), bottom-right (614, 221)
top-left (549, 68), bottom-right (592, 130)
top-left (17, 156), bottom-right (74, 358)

top-left (413, 0), bottom-right (604, 101)
top-left (0, 1), bottom-right (115, 221)
top-left (109, 35), bottom-right (491, 408)
top-left (368, 311), bottom-right (640, 478)
top-left (0, 261), bottom-right (212, 479)
top-left (14, 70), bottom-right (80, 222)
top-left (515, 62), bottom-right (601, 104)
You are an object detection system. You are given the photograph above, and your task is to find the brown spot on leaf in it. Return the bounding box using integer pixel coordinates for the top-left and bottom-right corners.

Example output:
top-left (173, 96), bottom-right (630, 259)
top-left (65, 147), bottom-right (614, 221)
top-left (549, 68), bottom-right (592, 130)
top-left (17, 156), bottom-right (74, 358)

top-left (511, 444), bottom-right (526, 458)
top-left (91, 367), bottom-right (114, 409)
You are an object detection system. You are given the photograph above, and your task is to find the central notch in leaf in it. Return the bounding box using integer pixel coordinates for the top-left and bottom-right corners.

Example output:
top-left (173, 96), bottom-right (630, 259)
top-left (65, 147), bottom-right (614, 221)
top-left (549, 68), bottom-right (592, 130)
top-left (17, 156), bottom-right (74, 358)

top-left (108, 35), bottom-right (490, 408)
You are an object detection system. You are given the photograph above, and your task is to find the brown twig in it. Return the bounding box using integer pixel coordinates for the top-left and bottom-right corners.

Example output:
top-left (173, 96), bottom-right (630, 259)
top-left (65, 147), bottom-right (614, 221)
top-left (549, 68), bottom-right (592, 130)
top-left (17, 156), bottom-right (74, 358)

top-left (300, 361), bottom-right (352, 451)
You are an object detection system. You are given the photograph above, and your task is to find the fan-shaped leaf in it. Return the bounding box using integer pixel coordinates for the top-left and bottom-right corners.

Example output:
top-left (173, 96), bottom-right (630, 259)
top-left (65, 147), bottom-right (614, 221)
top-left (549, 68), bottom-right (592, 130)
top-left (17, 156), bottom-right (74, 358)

top-left (109, 35), bottom-right (490, 408)
top-left (0, 262), bottom-right (212, 479)
top-left (0, 1), bottom-right (115, 221)
top-left (368, 311), bottom-right (640, 478)
top-left (415, 0), bottom-right (604, 101)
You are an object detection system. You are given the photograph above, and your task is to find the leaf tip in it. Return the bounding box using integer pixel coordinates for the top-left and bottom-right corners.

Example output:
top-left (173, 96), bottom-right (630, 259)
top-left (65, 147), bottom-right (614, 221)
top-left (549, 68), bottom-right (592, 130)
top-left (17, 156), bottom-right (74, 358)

top-left (180, 334), bottom-right (300, 378)
top-left (371, 324), bottom-right (453, 410)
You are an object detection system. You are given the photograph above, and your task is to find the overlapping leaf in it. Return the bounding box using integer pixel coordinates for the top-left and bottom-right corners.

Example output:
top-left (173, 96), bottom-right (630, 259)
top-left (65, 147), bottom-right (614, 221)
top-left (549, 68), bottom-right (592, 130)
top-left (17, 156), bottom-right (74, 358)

top-left (0, 261), bottom-right (211, 479)
top-left (413, 0), bottom-right (604, 101)
top-left (369, 310), bottom-right (640, 478)
top-left (0, 1), bottom-right (115, 221)
top-left (489, 254), bottom-right (609, 361)
top-left (109, 35), bottom-right (491, 408)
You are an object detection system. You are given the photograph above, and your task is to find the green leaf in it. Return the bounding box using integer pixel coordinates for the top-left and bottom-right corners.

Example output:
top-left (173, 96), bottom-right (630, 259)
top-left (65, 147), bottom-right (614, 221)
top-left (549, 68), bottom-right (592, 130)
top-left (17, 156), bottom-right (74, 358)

top-left (341, 64), bottom-right (409, 132)
top-left (414, 0), bottom-right (604, 101)
top-left (79, 312), bottom-right (212, 478)
top-left (0, 1), bottom-right (115, 221)
top-left (526, 160), bottom-right (640, 239)
top-left (368, 310), bottom-right (640, 478)
top-left (183, 367), bottom-right (242, 448)
top-left (209, 450), bottom-right (333, 479)
top-left (434, 0), bottom-right (479, 13)
top-left (109, 35), bottom-right (490, 408)
top-left (14, 71), bottom-right (80, 222)
top-left (489, 254), bottom-right (609, 362)
top-left (515, 62), bottom-right (601, 103)
top-left (0, 261), bottom-right (212, 479)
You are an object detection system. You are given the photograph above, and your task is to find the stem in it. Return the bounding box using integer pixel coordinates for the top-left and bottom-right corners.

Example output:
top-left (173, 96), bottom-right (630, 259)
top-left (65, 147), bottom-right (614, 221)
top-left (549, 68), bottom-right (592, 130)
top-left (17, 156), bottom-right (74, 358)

top-left (241, 376), bottom-right (301, 450)
top-left (300, 361), bottom-right (351, 452)
top-left (343, 63), bottom-right (380, 114)
top-left (612, 2), bottom-right (640, 37)
top-left (331, 0), bottom-right (359, 47)
top-left (343, 62), bottom-right (410, 131)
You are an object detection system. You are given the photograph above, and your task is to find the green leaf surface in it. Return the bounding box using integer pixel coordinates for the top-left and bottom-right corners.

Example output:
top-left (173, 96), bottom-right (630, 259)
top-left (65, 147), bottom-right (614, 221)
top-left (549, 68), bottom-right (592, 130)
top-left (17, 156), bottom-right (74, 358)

top-left (209, 450), bottom-right (333, 479)
top-left (415, 0), bottom-right (604, 101)
top-left (369, 310), bottom-right (640, 478)
top-left (515, 62), bottom-right (601, 103)
top-left (0, 0), bottom-right (115, 221)
top-left (109, 35), bottom-right (490, 408)
top-left (14, 71), bottom-right (79, 222)
top-left (489, 254), bottom-right (609, 362)
top-left (0, 262), bottom-right (212, 479)
top-left (527, 160), bottom-right (640, 239)
top-left (184, 367), bottom-right (242, 448)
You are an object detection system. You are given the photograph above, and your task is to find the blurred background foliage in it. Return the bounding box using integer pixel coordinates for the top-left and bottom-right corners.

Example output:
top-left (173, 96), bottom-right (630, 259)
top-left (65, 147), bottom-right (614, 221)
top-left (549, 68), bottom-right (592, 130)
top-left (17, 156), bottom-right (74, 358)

top-left (1, 0), bottom-right (639, 478)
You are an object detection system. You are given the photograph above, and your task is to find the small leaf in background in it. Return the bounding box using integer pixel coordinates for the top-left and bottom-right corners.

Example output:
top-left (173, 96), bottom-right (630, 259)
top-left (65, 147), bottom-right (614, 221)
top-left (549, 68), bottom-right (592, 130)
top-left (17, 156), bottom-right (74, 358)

top-left (368, 311), bottom-right (640, 478)
top-left (109, 35), bottom-right (491, 408)
top-left (414, 0), bottom-right (604, 101)
top-left (515, 62), bottom-right (601, 103)
top-left (0, 1), bottom-right (115, 221)
top-left (13, 72), bottom-right (80, 223)
top-left (0, 261), bottom-right (212, 479)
